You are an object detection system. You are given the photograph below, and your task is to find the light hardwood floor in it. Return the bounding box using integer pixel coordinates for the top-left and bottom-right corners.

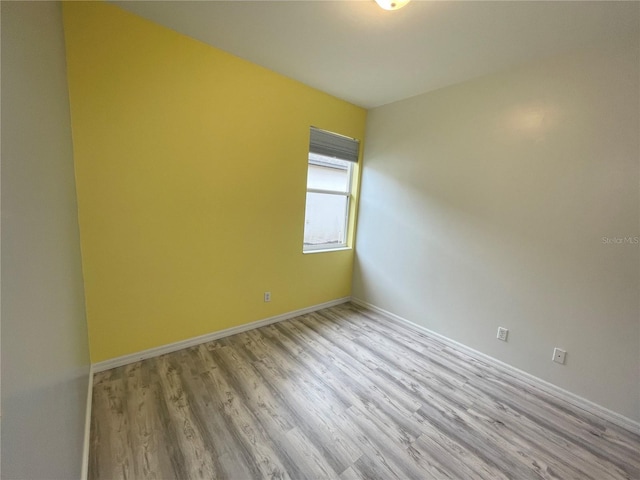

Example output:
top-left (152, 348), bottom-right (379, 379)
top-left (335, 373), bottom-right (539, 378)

top-left (90, 303), bottom-right (640, 479)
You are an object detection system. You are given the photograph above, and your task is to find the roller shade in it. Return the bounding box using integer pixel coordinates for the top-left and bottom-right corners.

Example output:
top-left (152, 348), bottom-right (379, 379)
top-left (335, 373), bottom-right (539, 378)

top-left (309, 127), bottom-right (360, 163)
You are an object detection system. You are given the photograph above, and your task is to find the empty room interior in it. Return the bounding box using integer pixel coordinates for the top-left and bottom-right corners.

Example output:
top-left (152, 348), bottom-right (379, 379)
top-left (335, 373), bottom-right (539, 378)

top-left (2, 0), bottom-right (639, 479)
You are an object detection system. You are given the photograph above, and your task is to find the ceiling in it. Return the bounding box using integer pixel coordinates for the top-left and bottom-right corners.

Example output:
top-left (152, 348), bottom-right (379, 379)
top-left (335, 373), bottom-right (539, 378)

top-left (113, 1), bottom-right (640, 109)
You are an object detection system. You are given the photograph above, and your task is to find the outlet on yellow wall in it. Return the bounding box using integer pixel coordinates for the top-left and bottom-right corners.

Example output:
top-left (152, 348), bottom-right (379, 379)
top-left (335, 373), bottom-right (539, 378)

top-left (62, 2), bottom-right (366, 362)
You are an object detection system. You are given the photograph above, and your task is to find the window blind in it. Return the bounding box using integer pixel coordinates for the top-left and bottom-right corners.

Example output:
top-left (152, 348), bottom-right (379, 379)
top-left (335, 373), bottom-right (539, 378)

top-left (309, 127), bottom-right (360, 163)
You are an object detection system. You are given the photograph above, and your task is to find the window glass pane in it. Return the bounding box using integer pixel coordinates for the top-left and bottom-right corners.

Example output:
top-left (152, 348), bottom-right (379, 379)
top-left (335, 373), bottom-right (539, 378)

top-left (307, 154), bottom-right (350, 192)
top-left (303, 192), bottom-right (348, 247)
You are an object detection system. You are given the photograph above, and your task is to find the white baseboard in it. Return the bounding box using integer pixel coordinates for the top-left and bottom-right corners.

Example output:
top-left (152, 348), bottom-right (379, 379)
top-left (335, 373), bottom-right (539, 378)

top-left (92, 297), bottom-right (351, 373)
top-left (351, 297), bottom-right (640, 435)
top-left (81, 364), bottom-right (94, 480)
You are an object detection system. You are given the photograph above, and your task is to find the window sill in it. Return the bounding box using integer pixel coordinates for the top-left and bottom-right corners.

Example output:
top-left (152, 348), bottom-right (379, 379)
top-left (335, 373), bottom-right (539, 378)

top-left (303, 246), bottom-right (352, 254)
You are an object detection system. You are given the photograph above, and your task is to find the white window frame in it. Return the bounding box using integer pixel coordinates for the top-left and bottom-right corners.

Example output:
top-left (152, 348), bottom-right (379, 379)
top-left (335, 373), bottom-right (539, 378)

top-left (303, 127), bottom-right (360, 253)
top-left (304, 157), bottom-right (354, 252)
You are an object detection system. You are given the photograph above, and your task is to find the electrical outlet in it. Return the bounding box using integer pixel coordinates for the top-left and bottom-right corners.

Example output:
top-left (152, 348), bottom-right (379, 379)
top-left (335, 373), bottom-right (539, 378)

top-left (552, 348), bottom-right (566, 364)
top-left (264, 291), bottom-right (271, 302)
top-left (496, 327), bottom-right (509, 342)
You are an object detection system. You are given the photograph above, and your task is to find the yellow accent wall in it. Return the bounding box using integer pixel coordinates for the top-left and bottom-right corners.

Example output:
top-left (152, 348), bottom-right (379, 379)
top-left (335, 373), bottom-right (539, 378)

top-left (62, 2), bottom-right (366, 362)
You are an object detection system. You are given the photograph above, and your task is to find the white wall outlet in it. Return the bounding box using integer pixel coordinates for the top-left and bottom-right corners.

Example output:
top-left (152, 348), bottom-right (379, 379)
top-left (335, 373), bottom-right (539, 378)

top-left (496, 327), bottom-right (508, 342)
top-left (264, 291), bottom-right (271, 302)
top-left (552, 348), bottom-right (566, 364)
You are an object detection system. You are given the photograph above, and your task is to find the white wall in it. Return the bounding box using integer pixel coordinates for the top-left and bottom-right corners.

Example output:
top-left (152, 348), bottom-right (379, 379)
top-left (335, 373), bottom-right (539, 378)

top-left (1, 2), bottom-right (91, 477)
top-left (354, 37), bottom-right (639, 421)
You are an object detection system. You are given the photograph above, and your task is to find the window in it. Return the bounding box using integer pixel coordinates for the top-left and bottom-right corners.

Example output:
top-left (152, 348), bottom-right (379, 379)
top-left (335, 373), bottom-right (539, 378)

top-left (303, 127), bottom-right (360, 252)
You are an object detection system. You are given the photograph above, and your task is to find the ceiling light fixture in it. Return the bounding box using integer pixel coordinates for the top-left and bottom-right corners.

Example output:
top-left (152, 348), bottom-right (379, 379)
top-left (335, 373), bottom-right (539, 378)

top-left (374, 0), bottom-right (410, 11)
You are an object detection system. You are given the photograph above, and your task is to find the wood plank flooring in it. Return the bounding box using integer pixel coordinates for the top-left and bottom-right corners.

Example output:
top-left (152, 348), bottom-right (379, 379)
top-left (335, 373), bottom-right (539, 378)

top-left (89, 303), bottom-right (640, 479)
